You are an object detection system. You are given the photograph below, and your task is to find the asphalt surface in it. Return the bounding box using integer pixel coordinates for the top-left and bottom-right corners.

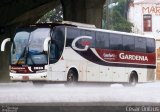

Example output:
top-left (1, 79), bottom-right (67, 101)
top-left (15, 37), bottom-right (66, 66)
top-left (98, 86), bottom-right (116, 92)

top-left (0, 82), bottom-right (160, 112)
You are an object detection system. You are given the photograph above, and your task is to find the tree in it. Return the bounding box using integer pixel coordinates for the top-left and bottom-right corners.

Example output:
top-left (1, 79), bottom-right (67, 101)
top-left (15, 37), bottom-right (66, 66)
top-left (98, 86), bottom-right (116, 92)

top-left (103, 0), bottom-right (133, 32)
top-left (37, 5), bottom-right (63, 23)
top-left (111, 9), bottom-right (133, 32)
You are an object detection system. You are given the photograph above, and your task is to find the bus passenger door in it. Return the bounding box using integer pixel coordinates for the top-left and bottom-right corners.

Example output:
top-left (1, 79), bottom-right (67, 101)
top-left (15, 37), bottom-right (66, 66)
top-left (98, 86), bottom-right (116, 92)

top-left (48, 42), bottom-right (66, 81)
top-left (86, 62), bottom-right (100, 81)
top-left (48, 63), bottom-right (66, 81)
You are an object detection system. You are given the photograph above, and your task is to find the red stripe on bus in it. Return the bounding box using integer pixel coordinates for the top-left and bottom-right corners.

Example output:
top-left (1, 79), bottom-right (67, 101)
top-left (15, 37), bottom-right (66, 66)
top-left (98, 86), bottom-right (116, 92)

top-left (95, 48), bottom-right (156, 65)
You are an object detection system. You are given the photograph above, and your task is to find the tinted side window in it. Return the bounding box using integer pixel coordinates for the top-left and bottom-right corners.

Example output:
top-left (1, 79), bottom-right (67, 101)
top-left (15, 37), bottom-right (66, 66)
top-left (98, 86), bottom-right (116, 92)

top-left (110, 33), bottom-right (123, 50)
top-left (123, 35), bottom-right (135, 51)
top-left (50, 27), bottom-right (65, 63)
top-left (77, 29), bottom-right (95, 48)
top-left (67, 27), bottom-right (80, 39)
top-left (85, 30), bottom-right (95, 48)
top-left (135, 37), bottom-right (146, 53)
top-left (66, 27), bottom-right (80, 46)
top-left (96, 32), bottom-right (109, 49)
top-left (146, 38), bottom-right (155, 53)
top-left (49, 43), bottom-right (58, 64)
top-left (52, 27), bottom-right (65, 59)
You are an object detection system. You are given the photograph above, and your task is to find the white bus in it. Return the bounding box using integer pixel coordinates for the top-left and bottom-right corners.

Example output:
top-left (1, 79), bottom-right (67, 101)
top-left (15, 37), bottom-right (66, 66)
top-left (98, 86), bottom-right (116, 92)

top-left (1, 21), bottom-right (156, 86)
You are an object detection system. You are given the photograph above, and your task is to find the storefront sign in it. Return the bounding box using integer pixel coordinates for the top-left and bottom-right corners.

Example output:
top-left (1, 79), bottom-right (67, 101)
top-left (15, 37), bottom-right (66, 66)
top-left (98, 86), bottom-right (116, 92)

top-left (142, 6), bottom-right (160, 15)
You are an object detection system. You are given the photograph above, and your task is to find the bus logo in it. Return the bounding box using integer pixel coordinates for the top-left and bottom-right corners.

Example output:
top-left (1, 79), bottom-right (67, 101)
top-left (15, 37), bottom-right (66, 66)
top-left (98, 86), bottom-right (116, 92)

top-left (119, 53), bottom-right (148, 62)
top-left (72, 36), bottom-right (92, 51)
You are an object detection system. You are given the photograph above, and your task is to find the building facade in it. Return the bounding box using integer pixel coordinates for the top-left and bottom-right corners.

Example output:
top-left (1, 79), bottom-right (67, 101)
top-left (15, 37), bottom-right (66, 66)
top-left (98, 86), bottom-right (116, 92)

top-left (128, 0), bottom-right (160, 79)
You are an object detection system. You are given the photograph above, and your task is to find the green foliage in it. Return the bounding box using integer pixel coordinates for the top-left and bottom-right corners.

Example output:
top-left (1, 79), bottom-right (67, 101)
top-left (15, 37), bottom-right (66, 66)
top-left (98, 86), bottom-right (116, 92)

top-left (37, 5), bottom-right (63, 23)
top-left (111, 0), bottom-right (133, 32)
top-left (112, 21), bottom-right (133, 32)
top-left (104, 0), bottom-right (133, 32)
top-left (114, 0), bottom-right (126, 16)
top-left (111, 9), bottom-right (133, 32)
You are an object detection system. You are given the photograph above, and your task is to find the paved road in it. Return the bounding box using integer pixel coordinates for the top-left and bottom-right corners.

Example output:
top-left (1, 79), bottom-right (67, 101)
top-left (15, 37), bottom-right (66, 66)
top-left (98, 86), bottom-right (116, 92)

top-left (0, 82), bottom-right (160, 112)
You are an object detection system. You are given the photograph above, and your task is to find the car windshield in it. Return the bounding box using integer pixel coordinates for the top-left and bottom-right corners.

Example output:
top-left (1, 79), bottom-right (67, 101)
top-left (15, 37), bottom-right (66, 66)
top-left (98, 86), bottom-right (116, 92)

top-left (11, 28), bottom-right (50, 65)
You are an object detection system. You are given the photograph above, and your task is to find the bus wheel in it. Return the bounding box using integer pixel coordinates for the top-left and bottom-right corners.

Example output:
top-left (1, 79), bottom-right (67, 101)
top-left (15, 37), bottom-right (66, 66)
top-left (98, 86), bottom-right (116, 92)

top-left (67, 69), bottom-right (78, 84)
top-left (129, 72), bottom-right (138, 87)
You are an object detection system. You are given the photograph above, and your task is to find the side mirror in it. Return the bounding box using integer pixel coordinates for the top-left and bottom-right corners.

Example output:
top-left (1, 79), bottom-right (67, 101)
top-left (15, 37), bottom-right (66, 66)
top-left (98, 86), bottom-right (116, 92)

top-left (43, 37), bottom-right (51, 52)
top-left (1, 38), bottom-right (11, 51)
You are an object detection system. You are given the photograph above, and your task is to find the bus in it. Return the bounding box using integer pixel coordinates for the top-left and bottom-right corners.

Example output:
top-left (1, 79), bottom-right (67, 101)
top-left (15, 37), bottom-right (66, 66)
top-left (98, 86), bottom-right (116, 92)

top-left (1, 21), bottom-right (156, 86)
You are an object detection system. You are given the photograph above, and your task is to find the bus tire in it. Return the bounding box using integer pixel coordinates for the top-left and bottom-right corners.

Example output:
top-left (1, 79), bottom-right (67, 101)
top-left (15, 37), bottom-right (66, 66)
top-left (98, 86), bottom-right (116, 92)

top-left (67, 69), bottom-right (78, 84)
top-left (129, 71), bottom-right (138, 87)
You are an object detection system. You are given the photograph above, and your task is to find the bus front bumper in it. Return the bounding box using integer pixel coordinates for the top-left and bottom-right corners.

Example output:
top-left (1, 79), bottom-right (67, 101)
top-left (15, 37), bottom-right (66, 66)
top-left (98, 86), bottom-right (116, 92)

top-left (10, 72), bottom-right (48, 81)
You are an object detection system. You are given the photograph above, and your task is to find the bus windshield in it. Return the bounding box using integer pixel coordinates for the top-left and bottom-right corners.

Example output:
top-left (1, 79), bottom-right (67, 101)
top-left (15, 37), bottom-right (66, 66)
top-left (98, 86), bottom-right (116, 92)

top-left (11, 28), bottom-right (50, 65)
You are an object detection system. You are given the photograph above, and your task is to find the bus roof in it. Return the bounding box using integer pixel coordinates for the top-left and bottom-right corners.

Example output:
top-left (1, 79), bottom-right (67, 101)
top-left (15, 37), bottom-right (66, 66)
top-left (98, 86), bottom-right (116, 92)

top-left (62, 21), bottom-right (96, 28)
top-left (27, 21), bottom-right (96, 28)
top-left (52, 21), bottom-right (154, 39)
top-left (18, 22), bottom-right (154, 39)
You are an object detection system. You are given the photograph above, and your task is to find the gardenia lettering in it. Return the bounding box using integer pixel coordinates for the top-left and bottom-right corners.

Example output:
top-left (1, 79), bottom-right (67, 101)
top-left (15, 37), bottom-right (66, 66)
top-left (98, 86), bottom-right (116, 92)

top-left (119, 53), bottom-right (148, 61)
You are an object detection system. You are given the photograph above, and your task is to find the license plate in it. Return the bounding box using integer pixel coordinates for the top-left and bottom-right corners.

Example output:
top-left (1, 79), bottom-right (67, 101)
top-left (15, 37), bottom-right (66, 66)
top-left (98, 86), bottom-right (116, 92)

top-left (22, 76), bottom-right (29, 80)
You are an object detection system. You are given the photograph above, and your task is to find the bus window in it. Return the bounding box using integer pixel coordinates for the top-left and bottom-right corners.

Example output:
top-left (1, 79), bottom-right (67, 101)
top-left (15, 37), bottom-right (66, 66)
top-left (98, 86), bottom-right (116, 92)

top-left (55, 27), bottom-right (65, 52)
top-left (85, 30), bottom-right (95, 48)
top-left (51, 26), bottom-right (65, 61)
top-left (96, 32), bottom-right (109, 49)
top-left (135, 37), bottom-right (146, 53)
top-left (146, 38), bottom-right (155, 53)
top-left (76, 29), bottom-right (95, 49)
top-left (49, 43), bottom-right (58, 64)
top-left (123, 35), bottom-right (135, 51)
top-left (66, 27), bottom-right (80, 46)
top-left (110, 33), bottom-right (123, 50)
top-left (67, 27), bottom-right (80, 38)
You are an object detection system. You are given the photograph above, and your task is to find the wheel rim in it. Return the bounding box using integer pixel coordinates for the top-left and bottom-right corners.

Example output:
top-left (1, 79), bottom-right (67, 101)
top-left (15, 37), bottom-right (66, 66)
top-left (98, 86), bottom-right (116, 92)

top-left (130, 75), bottom-right (137, 86)
top-left (68, 72), bottom-right (74, 82)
